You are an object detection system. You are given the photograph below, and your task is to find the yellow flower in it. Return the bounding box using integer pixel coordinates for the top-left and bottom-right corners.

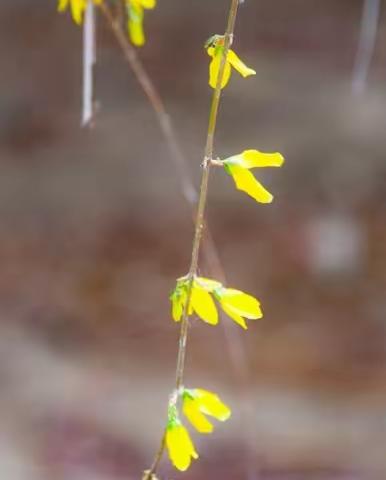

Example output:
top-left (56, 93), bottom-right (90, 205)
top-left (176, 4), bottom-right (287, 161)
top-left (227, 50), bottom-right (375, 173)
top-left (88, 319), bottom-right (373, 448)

top-left (170, 276), bottom-right (262, 329)
top-left (182, 388), bottom-right (231, 433)
top-left (126, 0), bottom-right (156, 46)
top-left (170, 277), bottom-right (220, 325)
top-left (214, 287), bottom-right (263, 330)
top-left (205, 35), bottom-right (256, 89)
top-left (222, 149), bottom-right (284, 204)
top-left (57, 0), bottom-right (102, 25)
top-left (166, 406), bottom-right (198, 472)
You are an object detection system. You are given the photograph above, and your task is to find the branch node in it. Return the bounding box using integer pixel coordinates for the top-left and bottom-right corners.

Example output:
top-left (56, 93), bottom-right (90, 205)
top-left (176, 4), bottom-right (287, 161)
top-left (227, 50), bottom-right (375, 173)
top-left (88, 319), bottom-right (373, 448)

top-left (210, 158), bottom-right (223, 167)
top-left (201, 156), bottom-right (211, 168)
top-left (142, 470), bottom-right (159, 480)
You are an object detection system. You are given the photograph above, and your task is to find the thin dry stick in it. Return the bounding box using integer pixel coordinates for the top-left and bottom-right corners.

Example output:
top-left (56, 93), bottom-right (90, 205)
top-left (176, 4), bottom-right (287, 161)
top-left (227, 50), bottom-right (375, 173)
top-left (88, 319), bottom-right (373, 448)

top-left (352, 0), bottom-right (381, 93)
top-left (115, 0), bottom-right (124, 24)
top-left (100, 2), bottom-right (196, 205)
top-left (82, 0), bottom-right (96, 127)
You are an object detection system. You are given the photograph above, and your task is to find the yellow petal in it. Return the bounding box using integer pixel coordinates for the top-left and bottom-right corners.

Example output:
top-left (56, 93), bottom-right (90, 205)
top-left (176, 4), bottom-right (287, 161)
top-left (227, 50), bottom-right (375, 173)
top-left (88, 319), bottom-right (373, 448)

top-left (58, 0), bottom-right (101, 23)
top-left (171, 292), bottom-right (183, 322)
top-left (218, 288), bottom-right (262, 319)
top-left (129, 19), bottom-right (145, 46)
top-left (166, 424), bottom-right (198, 472)
top-left (220, 302), bottom-right (247, 329)
top-left (130, 0), bottom-right (155, 8)
top-left (128, 4), bottom-right (145, 46)
top-left (209, 50), bottom-right (231, 89)
top-left (58, 0), bottom-right (69, 12)
top-left (71, 0), bottom-right (86, 25)
top-left (183, 397), bottom-right (213, 433)
top-left (191, 283), bottom-right (218, 325)
top-left (171, 283), bottom-right (190, 322)
top-left (141, 0), bottom-right (156, 9)
top-left (240, 150), bottom-right (284, 168)
top-left (229, 165), bottom-right (273, 204)
top-left (195, 389), bottom-right (231, 421)
top-left (207, 46), bottom-right (215, 58)
top-left (172, 301), bottom-right (181, 322)
top-left (227, 49), bottom-right (256, 78)
top-left (195, 277), bottom-right (222, 292)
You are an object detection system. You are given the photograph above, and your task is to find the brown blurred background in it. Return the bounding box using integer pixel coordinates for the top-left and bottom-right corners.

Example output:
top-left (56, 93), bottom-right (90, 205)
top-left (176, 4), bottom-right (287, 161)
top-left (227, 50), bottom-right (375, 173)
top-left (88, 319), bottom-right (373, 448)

top-left (1, 0), bottom-right (386, 479)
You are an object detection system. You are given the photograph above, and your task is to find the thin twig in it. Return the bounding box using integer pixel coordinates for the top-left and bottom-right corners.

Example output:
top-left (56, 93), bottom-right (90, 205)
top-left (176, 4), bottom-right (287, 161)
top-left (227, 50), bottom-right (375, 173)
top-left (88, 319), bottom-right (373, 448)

top-left (352, 0), bottom-right (380, 94)
top-left (99, 2), bottom-right (197, 205)
top-left (82, 0), bottom-right (96, 127)
top-left (116, 0), bottom-right (125, 27)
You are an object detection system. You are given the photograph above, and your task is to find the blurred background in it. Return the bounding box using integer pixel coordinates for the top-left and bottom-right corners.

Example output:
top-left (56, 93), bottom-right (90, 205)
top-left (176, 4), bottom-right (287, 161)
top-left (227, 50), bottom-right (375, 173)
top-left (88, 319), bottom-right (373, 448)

top-left (1, 0), bottom-right (386, 479)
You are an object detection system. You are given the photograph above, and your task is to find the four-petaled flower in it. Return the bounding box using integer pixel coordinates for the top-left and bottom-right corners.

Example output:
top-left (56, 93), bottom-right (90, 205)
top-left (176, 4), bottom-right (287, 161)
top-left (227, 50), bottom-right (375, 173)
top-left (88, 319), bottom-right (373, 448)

top-left (126, 0), bottom-right (156, 46)
top-left (182, 388), bottom-right (231, 433)
top-left (166, 406), bottom-right (198, 472)
top-left (57, 0), bottom-right (102, 25)
top-left (222, 149), bottom-right (284, 204)
top-left (170, 276), bottom-right (263, 329)
top-left (206, 34), bottom-right (256, 89)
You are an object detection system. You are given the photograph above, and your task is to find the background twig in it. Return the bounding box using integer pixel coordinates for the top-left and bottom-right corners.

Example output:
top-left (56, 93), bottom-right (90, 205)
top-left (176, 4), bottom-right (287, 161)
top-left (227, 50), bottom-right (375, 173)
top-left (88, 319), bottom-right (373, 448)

top-left (352, 0), bottom-right (380, 94)
top-left (82, 0), bottom-right (96, 127)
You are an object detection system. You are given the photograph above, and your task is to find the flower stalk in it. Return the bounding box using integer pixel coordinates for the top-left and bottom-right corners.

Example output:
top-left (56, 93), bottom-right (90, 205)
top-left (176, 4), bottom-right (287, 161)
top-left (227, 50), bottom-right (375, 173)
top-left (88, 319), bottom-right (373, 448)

top-left (175, 0), bottom-right (239, 423)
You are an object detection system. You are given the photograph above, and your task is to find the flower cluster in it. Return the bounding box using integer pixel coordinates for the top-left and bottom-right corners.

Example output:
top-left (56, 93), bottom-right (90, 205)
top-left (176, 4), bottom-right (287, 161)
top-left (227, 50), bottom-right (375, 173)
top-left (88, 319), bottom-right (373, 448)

top-left (166, 388), bottom-right (231, 471)
top-left (171, 276), bottom-right (262, 330)
top-left (57, 0), bottom-right (156, 46)
top-left (205, 35), bottom-right (256, 89)
top-left (221, 149), bottom-right (285, 203)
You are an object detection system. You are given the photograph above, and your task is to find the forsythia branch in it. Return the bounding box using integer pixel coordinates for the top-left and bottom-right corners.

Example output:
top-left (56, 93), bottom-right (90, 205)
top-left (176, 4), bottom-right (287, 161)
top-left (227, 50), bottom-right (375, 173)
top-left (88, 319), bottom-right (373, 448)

top-left (56, 0), bottom-right (284, 476)
top-left (143, 0), bottom-right (241, 477)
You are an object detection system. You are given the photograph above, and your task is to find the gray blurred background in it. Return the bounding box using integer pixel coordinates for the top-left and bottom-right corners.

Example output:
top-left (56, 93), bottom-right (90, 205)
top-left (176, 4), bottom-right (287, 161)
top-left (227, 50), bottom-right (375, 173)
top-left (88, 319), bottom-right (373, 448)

top-left (1, 0), bottom-right (386, 479)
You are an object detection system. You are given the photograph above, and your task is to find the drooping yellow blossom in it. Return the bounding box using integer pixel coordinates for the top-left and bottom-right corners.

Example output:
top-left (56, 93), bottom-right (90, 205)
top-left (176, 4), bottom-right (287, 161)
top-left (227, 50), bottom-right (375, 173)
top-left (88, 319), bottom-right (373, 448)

top-left (126, 0), bottom-right (156, 46)
top-left (182, 388), bottom-right (231, 433)
top-left (205, 35), bottom-right (256, 89)
top-left (57, 0), bottom-right (102, 25)
top-left (170, 276), bottom-right (262, 329)
top-left (170, 277), bottom-right (220, 325)
top-left (190, 279), bottom-right (218, 325)
top-left (166, 406), bottom-right (198, 471)
top-left (214, 287), bottom-right (263, 330)
top-left (222, 149), bottom-right (284, 204)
